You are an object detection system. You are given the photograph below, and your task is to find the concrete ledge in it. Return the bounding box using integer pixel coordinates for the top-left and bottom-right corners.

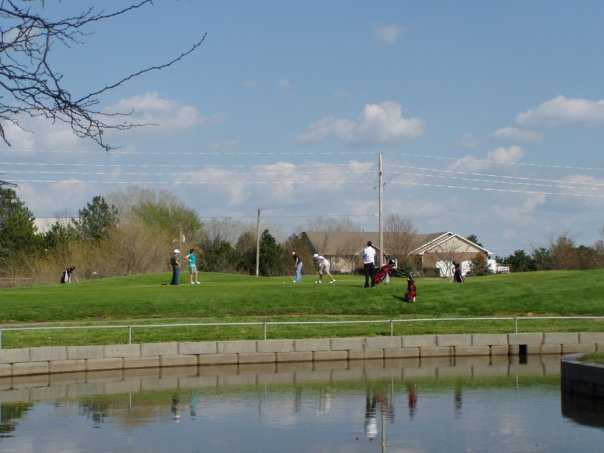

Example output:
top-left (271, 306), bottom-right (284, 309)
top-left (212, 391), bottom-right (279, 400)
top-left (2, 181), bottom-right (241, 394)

top-left (544, 332), bottom-right (579, 344)
top-left (87, 358), bottom-right (123, 371)
top-left (104, 344), bottom-right (141, 358)
top-left (403, 335), bottom-right (436, 347)
top-left (178, 342), bottom-right (217, 355)
top-left (473, 334), bottom-right (508, 346)
top-left (141, 342), bottom-right (178, 357)
top-left (68, 346), bottom-right (104, 360)
top-left (330, 337), bottom-right (365, 352)
top-left (0, 348), bottom-right (30, 364)
top-left (490, 345), bottom-right (509, 356)
top-left (198, 354), bottom-right (238, 365)
top-left (437, 334), bottom-right (471, 347)
top-left (238, 352), bottom-right (275, 364)
top-left (454, 346), bottom-right (490, 356)
top-left (313, 350), bottom-right (348, 361)
top-left (160, 355), bottom-right (198, 367)
top-left (349, 350), bottom-right (384, 360)
top-left (420, 346), bottom-right (452, 357)
top-left (0, 331), bottom-right (602, 376)
top-left (217, 340), bottom-right (257, 354)
top-left (30, 346), bottom-right (67, 362)
top-left (294, 339), bottom-right (330, 352)
top-left (383, 347), bottom-right (420, 358)
top-left (257, 340), bottom-right (294, 353)
top-left (276, 351), bottom-right (313, 362)
top-left (508, 333), bottom-right (543, 345)
top-left (49, 360), bottom-right (86, 374)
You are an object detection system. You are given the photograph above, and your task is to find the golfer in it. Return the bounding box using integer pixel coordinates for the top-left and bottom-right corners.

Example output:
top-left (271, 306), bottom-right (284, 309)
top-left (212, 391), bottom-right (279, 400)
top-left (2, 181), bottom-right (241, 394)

top-left (185, 248), bottom-right (200, 285)
top-left (313, 253), bottom-right (336, 284)
top-left (292, 251), bottom-right (303, 283)
top-left (356, 241), bottom-right (380, 288)
top-left (170, 249), bottom-right (181, 285)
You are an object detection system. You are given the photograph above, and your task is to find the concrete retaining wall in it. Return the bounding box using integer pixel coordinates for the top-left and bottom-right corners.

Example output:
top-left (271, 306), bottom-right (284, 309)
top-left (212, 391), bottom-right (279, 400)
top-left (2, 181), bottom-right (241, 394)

top-left (561, 354), bottom-right (604, 398)
top-left (0, 331), bottom-right (602, 377)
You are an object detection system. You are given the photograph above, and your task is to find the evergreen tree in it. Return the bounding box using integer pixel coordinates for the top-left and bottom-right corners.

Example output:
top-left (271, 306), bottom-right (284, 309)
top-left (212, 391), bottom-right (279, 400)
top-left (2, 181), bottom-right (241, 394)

top-left (75, 196), bottom-right (118, 242)
top-left (0, 187), bottom-right (39, 275)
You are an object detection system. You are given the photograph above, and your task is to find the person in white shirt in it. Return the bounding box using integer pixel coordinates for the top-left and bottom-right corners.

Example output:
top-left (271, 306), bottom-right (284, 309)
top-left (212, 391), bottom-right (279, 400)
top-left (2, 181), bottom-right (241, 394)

top-left (356, 241), bottom-right (380, 288)
top-left (312, 253), bottom-right (336, 284)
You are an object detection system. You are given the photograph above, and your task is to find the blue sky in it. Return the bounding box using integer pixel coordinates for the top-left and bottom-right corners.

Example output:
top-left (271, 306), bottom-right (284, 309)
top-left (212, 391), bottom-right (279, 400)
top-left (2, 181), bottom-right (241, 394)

top-left (3, 0), bottom-right (604, 254)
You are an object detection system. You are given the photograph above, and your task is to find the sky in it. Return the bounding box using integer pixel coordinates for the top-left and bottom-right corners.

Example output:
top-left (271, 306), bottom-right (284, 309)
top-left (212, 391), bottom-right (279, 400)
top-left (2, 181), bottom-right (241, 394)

top-left (3, 0), bottom-right (604, 255)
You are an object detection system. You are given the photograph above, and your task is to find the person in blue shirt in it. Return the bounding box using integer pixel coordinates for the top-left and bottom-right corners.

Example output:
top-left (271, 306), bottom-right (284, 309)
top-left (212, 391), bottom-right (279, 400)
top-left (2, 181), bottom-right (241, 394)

top-left (185, 248), bottom-right (200, 285)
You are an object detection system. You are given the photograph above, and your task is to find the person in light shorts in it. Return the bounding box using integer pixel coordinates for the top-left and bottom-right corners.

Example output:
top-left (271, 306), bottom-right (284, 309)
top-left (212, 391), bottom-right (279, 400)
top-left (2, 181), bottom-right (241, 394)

top-left (185, 248), bottom-right (200, 285)
top-left (313, 253), bottom-right (335, 284)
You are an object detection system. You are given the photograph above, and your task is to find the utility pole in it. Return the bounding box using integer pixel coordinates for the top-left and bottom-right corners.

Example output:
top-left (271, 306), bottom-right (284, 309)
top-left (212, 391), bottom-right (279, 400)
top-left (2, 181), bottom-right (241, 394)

top-left (378, 152), bottom-right (384, 267)
top-left (255, 208), bottom-right (261, 277)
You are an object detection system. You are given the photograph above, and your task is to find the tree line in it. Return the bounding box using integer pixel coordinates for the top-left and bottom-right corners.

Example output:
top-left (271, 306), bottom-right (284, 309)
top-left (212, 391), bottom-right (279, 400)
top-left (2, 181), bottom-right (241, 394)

top-left (497, 234), bottom-right (604, 272)
top-left (0, 185), bottom-right (316, 284)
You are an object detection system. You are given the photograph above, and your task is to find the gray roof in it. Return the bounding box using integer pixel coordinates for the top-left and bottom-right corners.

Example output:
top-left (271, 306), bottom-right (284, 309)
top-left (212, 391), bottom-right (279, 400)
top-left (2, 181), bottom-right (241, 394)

top-left (304, 231), bottom-right (445, 256)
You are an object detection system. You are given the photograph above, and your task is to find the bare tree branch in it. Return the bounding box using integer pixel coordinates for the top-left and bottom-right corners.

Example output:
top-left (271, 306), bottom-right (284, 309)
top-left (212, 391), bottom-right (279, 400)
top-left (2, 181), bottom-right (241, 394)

top-left (0, 0), bottom-right (206, 150)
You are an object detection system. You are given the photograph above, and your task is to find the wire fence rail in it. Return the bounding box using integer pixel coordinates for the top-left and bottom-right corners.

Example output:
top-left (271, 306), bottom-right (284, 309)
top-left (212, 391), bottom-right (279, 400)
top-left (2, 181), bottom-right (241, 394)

top-left (2, 316), bottom-right (604, 349)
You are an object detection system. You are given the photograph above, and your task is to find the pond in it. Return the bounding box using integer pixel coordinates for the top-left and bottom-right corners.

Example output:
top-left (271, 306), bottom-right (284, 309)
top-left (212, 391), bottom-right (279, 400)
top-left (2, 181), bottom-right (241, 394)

top-left (0, 355), bottom-right (602, 452)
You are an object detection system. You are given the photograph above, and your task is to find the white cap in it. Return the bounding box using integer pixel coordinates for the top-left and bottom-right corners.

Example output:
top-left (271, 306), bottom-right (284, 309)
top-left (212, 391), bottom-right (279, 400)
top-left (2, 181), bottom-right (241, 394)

top-left (313, 253), bottom-right (319, 258)
top-left (173, 249), bottom-right (181, 254)
top-left (292, 251), bottom-right (296, 255)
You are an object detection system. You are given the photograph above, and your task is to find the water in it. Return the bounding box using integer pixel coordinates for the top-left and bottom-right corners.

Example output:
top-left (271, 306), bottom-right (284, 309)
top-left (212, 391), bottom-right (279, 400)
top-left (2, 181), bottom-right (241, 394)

top-left (0, 356), bottom-right (603, 452)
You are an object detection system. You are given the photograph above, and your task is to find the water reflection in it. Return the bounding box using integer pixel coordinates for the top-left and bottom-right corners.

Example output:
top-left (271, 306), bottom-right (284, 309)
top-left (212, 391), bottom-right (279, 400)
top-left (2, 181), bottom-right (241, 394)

top-left (0, 355), bottom-right (601, 453)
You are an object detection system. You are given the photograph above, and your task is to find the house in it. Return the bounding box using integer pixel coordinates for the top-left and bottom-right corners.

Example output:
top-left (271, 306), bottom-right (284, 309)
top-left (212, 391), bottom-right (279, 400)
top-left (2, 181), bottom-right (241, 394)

top-left (304, 230), bottom-right (491, 276)
top-left (408, 232), bottom-right (491, 277)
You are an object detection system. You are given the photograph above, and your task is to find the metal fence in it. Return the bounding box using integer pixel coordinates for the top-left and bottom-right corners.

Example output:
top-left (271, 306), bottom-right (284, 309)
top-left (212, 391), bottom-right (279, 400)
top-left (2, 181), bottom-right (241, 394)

top-left (2, 315), bottom-right (604, 349)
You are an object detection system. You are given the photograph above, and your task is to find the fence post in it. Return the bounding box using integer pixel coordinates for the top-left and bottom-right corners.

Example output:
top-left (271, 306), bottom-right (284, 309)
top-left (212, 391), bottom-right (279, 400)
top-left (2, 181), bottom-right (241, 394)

top-left (128, 326), bottom-right (132, 344)
top-left (389, 320), bottom-right (394, 337)
top-left (263, 321), bottom-right (268, 341)
top-left (514, 317), bottom-right (518, 334)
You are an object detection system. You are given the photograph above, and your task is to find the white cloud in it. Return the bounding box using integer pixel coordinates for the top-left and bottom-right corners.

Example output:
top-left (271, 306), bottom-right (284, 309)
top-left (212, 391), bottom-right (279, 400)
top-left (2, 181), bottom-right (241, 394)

top-left (493, 127), bottom-right (543, 143)
top-left (376, 24), bottom-right (402, 45)
top-left (109, 92), bottom-right (220, 133)
top-left (516, 95), bottom-right (604, 127)
top-left (452, 145), bottom-right (525, 171)
top-left (297, 101), bottom-right (424, 145)
top-left (457, 133), bottom-right (479, 149)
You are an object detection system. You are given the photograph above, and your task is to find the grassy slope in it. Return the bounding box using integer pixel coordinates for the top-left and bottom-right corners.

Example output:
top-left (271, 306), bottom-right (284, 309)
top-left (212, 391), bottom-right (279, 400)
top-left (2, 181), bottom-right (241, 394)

top-left (1, 269), bottom-right (604, 347)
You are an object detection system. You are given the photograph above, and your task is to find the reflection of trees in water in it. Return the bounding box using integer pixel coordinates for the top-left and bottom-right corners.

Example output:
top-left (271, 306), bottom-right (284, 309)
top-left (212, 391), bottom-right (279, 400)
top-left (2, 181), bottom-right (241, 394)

top-left (0, 402), bottom-right (33, 437)
top-left (79, 398), bottom-right (111, 427)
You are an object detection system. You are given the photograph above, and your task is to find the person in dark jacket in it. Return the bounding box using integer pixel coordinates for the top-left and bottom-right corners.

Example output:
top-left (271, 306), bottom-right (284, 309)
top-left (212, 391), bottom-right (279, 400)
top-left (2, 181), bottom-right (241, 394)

top-left (170, 249), bottom-right (181, 285)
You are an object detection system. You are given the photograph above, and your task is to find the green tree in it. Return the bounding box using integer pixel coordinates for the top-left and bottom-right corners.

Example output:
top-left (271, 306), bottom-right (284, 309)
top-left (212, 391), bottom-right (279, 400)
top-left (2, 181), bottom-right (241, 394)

top-left (200, 235), bottom-right (236, 272)
top-left (0, 187), bottom-right (40, 275)
top-left (504, 249), bottom-right (536, 272)
top-left (532, 247), bottom-right (553, 271)
top-left (466, 234), bottom-right (483, 247)
top-left (258, 229), bottom-right (285, 276)
top-left (42, 221), bottom-right (78, 267)
top-left (75, 196), bottom-right (118, 242)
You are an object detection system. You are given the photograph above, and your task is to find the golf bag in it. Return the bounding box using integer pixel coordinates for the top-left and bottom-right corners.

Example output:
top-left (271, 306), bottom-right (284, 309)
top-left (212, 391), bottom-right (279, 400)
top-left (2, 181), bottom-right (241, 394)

top-left (373, 258), bottom-right (404, 285)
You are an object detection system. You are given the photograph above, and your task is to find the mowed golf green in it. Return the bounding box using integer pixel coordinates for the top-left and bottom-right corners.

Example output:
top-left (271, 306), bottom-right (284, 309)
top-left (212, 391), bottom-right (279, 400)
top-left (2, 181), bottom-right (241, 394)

top-left (0, 269), bottom-right (603, 347)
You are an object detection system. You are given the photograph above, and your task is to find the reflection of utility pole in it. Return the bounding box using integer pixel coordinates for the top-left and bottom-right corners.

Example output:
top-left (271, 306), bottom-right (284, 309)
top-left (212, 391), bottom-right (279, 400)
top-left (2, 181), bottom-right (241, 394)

top-left (378, 152), bottom-right (384, 268)
top-left (255, 208), bottom-right (261, 277)
top-left (381, 408), bottom-right (386, 453)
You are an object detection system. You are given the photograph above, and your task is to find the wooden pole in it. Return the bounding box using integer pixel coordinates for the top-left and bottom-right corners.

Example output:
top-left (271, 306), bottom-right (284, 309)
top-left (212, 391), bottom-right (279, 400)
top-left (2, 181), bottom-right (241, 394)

top-left (255, 208), bottom-right (261, 277)
top-left (378, 152), bottom-right (384, 267)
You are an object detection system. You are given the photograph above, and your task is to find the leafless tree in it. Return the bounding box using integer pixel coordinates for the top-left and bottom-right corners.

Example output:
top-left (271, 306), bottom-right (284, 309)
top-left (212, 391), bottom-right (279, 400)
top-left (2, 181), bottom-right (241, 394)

top-left (0, 1), bottom-right (206, 150)
top-left (383, 213), bottom-right (417, 258)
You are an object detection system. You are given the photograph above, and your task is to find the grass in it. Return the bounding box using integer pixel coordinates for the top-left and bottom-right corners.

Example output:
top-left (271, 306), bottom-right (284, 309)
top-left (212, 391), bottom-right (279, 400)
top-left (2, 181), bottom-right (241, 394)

top-left (1, 269), bottom-right (604, 347)
top-left (579, 353), bottom-right (604, 365)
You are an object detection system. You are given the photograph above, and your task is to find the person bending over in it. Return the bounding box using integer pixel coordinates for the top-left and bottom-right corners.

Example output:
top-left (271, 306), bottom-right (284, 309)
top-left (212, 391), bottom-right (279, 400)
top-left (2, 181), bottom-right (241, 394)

top-left (313, 253), bottom-right (336, 284)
